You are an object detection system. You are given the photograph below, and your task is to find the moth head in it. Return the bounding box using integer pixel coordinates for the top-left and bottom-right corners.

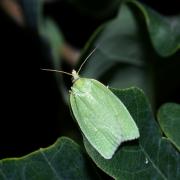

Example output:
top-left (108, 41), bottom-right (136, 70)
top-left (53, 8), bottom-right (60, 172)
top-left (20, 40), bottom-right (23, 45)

top-left (72, 70), bottom-right (80, 83)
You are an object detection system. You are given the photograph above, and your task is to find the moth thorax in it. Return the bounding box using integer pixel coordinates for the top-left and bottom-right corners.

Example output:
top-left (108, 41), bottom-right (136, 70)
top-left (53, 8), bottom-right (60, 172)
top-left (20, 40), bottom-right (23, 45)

top-left (72, 70), bottom-right (80, 83)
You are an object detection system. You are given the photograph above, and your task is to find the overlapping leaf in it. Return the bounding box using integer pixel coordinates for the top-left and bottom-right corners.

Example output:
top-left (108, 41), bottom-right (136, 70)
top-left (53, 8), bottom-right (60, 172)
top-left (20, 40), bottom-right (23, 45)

top-left (130, 0), bottom-right (180, 57)
top-left (158, 103), bottom-right (180, 151)
top-left (79, 4), bottom-right (152, 92)
top-left (84, 88), bottom-right (180, 180)
top-left (0, 137), bottom-right (99, 180)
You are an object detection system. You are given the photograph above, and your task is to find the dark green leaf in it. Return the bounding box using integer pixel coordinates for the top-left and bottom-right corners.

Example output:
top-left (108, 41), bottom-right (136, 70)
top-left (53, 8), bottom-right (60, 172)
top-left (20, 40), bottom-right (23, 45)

top-left (41, 18), bottom-right (64, 66)
top-left (84, 87), bottom-right (180, 180)
top-left (76, 0), bottom-right (179, 110)
top-left (80, 3), bottom-right (150, 67)
top-left (78, 4), bottom-right (154, 98)
top-left (157, 103), bottom-right (180, 151)
top-left (130, 0), bottom-right (180, 57)
top-left (0, 137), bottom-right (99, 180)
top-left (40, 18), bottom-right (64, 99)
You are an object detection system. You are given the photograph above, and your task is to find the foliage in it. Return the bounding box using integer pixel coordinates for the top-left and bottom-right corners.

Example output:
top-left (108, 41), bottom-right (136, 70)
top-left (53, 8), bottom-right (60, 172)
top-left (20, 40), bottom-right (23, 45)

top-left (0, 88), bottom-right (179, 179)
top-left (0, 0), bottom-right (179, 179)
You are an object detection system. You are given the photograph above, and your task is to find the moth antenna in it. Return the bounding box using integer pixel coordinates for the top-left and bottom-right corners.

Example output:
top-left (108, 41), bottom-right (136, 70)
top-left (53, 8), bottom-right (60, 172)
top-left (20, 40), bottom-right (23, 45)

top-left (77, 46), bottom-right (98, 74)
top-left (41, 68), bottom-right (72, 76)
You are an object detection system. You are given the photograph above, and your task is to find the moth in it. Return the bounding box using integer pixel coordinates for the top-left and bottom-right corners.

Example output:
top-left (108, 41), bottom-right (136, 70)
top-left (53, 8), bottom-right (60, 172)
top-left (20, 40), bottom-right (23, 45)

top-left (42, 48), bottom-right (140, 159)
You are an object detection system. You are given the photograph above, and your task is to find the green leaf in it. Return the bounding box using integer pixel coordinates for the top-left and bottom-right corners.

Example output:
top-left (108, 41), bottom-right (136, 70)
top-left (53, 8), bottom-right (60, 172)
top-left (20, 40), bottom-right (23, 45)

top-left (157, 103), bottom-right (180, 151)
top-left (84, 87), bottom-right (180, 180)
top-left (0, 137), bottom-right (99, 180)
top-left (76, 0), bottom-right (179, 109)
top-left (79, 3), bottom-right (154, 95)
top-left (40, 18), bottom-right (64, 99)
top-left (41, 18), bottom-right (64, 66)
top-left (81, 3), bottom-right (149, 67)
top-left (130, 0), bottom-right (180, 57)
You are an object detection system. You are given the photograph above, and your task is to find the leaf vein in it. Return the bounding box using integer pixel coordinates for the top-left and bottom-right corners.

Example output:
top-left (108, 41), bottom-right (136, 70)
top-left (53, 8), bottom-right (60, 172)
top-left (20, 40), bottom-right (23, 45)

top-left (40, 150), bottom-right (61, 180)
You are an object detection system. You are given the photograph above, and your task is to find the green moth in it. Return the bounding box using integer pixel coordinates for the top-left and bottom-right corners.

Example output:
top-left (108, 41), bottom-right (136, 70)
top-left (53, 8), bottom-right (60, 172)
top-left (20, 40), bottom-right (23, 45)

top-left (70, 70), bottom-right (139, 159)
top-left (42, 49), bottom-right (140, 159)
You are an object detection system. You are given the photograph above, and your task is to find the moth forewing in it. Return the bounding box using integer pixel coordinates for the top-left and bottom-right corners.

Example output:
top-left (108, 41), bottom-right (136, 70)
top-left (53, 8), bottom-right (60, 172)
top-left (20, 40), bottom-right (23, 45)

top-left (70, 77), bottom-right (140, 159)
